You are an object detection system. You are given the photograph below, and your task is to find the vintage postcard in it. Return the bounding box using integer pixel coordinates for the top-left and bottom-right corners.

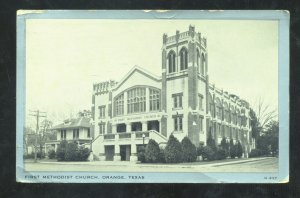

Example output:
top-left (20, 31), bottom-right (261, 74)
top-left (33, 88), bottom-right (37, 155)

top-left (16, 10), bottom-right (289, 183)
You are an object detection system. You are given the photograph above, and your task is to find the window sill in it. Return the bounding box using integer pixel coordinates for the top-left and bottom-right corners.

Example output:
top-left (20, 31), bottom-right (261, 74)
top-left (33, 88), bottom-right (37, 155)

top-left (173, 130), bottom-right (183, 134)
top-left (172, 107), bottom-right (183, 111)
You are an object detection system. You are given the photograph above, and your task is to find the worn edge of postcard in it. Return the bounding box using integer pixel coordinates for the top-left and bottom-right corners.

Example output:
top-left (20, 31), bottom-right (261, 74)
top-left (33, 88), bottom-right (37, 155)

top-left (16, 10), bottom-right (289, 183)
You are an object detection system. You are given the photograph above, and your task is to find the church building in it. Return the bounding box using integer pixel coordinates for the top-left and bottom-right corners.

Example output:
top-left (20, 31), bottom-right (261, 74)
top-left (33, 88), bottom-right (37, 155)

top-left (91, 25), bottom-right (254, 162)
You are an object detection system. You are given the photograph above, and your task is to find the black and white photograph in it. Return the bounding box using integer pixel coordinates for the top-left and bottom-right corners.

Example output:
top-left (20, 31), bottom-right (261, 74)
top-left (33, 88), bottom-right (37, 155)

top-left (16, 10), bottom-right (289, 183)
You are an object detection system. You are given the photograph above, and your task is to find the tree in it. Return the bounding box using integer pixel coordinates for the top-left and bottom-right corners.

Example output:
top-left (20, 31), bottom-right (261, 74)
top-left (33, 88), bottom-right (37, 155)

top-left (253, 98), bottom-right (278, 131)
top-left (56, 140), bottom-right (68, 161)
top-left (145, 139), bottom-right (161, 163)
top-left (23, 127), bottom-right (35, 155)
top-left (164, 134), bottom-right (183, 163)
top-left (236, 141), bottom-right (243, 158)
top-left (65, 142), bottom-right (79, 161)
top-left (181, 137), bottom-right (197, 162)
top-left (38, 119), bottom-right (54, 159)
top-left (249, 108), bottom-right (261, 140)
top-left (78, 110), bottom-right (92, 118)
top-left (220, 137), bottom-right (229, 157)
top-left (257, 120), bottom-right (279, 156)
top-left (264, 121), bottom-right (279, 155)
top-left (229, 139), bottom-right (236, 159)
top-left (206, 128), bottom-right (216, 151)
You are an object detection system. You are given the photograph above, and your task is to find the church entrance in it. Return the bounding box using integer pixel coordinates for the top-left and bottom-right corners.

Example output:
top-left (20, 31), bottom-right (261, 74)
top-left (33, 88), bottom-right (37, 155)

top-left (120, 145), bottom-right (131, 161)
top-left (131, 122), bottom-right (142, 132)
top-left (104, 145), bottom-right (114, 161)
top-left (147, 120), bottom-right (160, 132)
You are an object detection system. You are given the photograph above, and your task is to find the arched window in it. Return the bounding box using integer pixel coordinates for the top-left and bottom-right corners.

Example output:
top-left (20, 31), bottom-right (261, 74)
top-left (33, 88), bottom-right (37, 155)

top-left (215, 98), bottom-right (222, 120)
top-left (208, 94), bottom-right (215, 117)
top-left (127, 87), bottom-right (146, 114)
top-left (200, 53), bottom-right (205, 75)
top-left (114, 94), bottom-right (124, 116)
top-left (179, 48), bottom-right (188, 71)
top-left (168, 51), bottom-right (176, 73)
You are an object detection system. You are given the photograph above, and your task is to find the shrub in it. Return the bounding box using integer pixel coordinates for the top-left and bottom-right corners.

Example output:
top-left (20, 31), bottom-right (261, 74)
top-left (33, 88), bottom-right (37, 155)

top-left (229, 139), bottom-right (236, 159)
top-left (23, 153), bottom-right (34, 159)
top-left (220, 137), bottom-right (229, 157)
top-left (215, 149), bottom-right (227, 160)
top-left (164, 134), bottom-right (183, 163)
top-left (137, 147), bottom-right (146, 163)
top-left (48, 150), bottom-right (56, 159)
top-left (236, 141), bottom-right (243, 158)
top-left (145, 139), bottom-right (161, 163)
top-left (158, 148), bottom-right (166, 163)
top-left (77, 147), bottom-right (90, 161)
top-left (201, 146), bottom-right (215, 161)
top-left (56, 141), bottom-right (90, 161)
top-left (56, 140), bottom-right (68, 161)
top-left (65, 142), bottom-right (79, 161)
top-left (249, 149), bottom-right (262, 158)
top-left (181, 137), bottom-right (197, 162)
top-left (197, 145), bottom-right (204, 156)
top-left (206, 131), bottom-right (216, 151)
top-left (37, 151), bottom-right (45, 159)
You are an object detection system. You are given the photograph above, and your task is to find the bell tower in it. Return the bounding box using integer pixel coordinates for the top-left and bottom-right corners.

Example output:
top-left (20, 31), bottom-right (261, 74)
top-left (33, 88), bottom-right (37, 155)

top-left (161, 25), bottom-right (208, 146)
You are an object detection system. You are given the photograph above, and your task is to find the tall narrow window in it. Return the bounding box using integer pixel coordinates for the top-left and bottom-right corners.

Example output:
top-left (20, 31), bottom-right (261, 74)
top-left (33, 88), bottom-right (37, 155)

top-left (168, 51), bottom-right (176, 73)
top-left (87, 128), bottom-right (91, 138)
top-left (99, 105), bottom-right (106, 118)
top-left (180, 48), bottom-right (188, 70)
top-left (199, 117), bottom-right (203, 133)
top-left (149, 88), bottom-right (160, 111)
top-left (73, 129), bottom-right (79, 139)
top-left (99, 123), bottom-right (105, 135)
top-left (172, 93), bottom-right (183, 109)
top-left (114, 94), bottom-right (124, 116)
top-left (127, 87), bottom-right (146, 114)
top-left (61, 130), bottom-right (66, 140)
top-left (197, 49), bottom-right (200, 72)
top-left (173, 115), bottom-right (183, 131)
top-left (217, 124), bottom-right (221, 137)
top-left (200, 53), bottom-right (205, 75)
top-left (198, 94), bottom-right (203, 110)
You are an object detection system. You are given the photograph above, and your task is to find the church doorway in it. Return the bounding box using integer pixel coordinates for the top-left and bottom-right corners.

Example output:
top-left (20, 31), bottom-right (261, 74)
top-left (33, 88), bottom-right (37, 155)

top-left (147, 120), bottom-right (160, 132)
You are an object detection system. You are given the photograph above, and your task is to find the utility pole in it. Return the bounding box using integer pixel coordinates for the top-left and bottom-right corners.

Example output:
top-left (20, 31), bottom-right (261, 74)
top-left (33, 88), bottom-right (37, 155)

top-left (29, 110), bottom-right (46, 163)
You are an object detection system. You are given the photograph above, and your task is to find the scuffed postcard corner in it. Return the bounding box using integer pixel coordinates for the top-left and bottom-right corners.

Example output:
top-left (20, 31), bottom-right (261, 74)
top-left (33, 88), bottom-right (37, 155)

top-left (17, 10), bottom-right (46, 16)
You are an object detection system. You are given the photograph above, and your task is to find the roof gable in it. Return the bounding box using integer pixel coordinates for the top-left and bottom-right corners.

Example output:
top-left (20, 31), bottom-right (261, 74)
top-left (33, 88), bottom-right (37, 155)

top-left (114, 66), bottom-right (161, 91)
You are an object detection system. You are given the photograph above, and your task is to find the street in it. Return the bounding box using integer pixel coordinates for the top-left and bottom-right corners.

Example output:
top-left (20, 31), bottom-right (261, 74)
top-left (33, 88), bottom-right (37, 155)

top-left (24, 157), bottom-right (278, 173)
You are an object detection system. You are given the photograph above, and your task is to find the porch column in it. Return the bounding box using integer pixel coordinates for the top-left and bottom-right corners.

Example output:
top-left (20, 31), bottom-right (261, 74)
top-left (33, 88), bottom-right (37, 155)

top-left (142, 121), bottom-right (147, 131)
top-left (99, 144), bottom-right (106, 161)
top-left (44, 144), bottom-right (47, 156)
top-left (54, 144), bottom-right (58, 152)
top-left (112, 124), bottom-right (117, 134)
top-left (113, 140), bottom-right (121, 161)
top-left (126, 122), bottom-right (131, 133)
top-left (130, 133), bottom-right (138, 162)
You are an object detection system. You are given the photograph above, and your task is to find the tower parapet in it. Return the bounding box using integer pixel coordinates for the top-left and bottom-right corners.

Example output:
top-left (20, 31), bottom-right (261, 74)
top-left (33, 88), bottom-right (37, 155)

top-left (93, 80), bottom-right (118, 95)
top-left (162, 25), bottom-right (207, 49)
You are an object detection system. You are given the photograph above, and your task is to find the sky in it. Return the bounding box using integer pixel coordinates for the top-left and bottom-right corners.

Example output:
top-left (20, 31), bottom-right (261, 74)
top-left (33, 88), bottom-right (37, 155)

top-left (25, 19), bottom-right (278, 127)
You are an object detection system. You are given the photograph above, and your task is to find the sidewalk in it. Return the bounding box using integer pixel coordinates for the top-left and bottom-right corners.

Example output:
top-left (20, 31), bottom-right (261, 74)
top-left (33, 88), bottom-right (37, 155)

top-left (32, 157), bottom-right (273, 168)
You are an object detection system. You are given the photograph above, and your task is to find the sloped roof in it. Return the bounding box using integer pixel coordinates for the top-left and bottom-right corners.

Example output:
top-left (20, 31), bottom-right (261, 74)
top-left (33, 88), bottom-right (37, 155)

top-left (113, 66), bottom-right (161, 90)
top-left (51, 117), bottom-right (92, 130)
